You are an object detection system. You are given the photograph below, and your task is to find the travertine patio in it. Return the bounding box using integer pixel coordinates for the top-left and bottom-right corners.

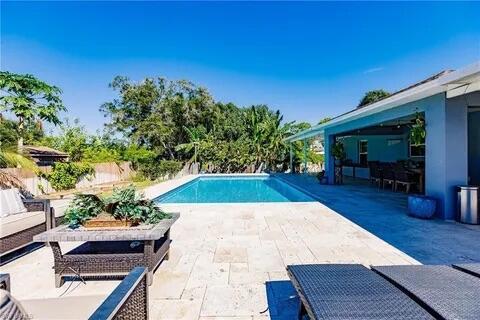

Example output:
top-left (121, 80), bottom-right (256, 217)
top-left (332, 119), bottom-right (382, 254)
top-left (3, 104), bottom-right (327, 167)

top-left (2, 175), bottom-right (418, 319)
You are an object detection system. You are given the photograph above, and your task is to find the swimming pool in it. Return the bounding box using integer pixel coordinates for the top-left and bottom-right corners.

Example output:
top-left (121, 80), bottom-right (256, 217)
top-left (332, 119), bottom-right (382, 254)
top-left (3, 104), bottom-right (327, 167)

top-left (155, 175), bottom-right (315, 203)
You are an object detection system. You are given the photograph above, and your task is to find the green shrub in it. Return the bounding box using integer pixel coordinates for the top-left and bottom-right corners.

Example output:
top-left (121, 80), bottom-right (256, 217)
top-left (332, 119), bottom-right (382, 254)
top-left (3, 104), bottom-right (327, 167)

top-left (41, 162), bottom-right (94, 191)
top-left (122, 145), bottom-right (157, 167)
top-left (138, 159), bottom-right (182, 180)
top-left (82, 146), bottom-right (121, 163)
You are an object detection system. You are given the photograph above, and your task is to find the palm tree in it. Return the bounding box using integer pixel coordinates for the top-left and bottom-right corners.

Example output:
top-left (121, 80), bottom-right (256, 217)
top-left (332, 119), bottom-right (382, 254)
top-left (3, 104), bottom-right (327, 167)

top-left (175, 126), bottom-right (204, 163)
top-left (244, 106), bottom-right (292, 171)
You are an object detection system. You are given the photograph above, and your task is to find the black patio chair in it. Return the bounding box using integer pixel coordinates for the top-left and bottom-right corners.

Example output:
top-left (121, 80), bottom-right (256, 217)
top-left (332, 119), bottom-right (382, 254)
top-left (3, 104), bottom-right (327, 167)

top-left (381, 163), bottom-right (395, 190)
top-left (393, 166), bottom-right (417, 193)
top-left (287, 264), bottom-right (434, 319)
top-left (373, 264), bottom-right (480, 320)
top-left (368, 161), bottom-right (382, 187)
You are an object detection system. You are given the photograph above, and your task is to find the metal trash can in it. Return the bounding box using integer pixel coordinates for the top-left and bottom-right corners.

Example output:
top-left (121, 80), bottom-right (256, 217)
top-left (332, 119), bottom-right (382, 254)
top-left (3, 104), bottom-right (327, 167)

top-left (457, 186), bottom-right (479, 224)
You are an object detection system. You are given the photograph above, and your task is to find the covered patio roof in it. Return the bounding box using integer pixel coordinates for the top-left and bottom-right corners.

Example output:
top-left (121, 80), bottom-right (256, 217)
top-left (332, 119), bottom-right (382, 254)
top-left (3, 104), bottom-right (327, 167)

top-left (285, 61), bottom-right (480, 143)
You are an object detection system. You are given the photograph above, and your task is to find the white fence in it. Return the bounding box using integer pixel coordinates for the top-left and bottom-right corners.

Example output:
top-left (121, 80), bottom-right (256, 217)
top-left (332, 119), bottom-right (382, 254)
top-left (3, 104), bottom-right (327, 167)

top-left (1, 162), bottom-right (134, 196)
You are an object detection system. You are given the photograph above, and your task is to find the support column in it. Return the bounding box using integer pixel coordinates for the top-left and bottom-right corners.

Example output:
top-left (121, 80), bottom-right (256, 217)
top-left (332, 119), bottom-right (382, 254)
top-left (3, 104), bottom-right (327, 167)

top-left (303, 139), bottom-right (308, 173)
top-left (425, 95), bottom-right (468, 219)
top-left (324, 132), bottom-right (335, 184)
top-left (289, 143), bottom-right (294, 174)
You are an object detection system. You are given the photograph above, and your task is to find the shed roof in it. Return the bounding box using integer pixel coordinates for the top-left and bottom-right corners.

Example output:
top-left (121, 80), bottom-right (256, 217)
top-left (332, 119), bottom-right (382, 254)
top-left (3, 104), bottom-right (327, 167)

top-left (23, 145), bottom-right (69, 158)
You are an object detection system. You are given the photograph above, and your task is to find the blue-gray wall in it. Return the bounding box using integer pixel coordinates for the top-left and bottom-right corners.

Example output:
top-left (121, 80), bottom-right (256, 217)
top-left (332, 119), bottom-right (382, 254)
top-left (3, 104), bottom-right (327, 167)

top-left (324, 93), bottom-right (475, 220)
top-left (342, 134), bottom-right (409, 163)
top-left (325, 94), bottom-right (444, 187)
top-left (468, 111), bottom-right (480, 185)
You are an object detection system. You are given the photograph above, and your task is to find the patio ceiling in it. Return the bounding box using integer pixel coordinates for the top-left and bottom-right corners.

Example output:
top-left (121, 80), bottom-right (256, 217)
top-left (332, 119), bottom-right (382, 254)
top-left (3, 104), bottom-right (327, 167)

top-left (285, 61), bottom-right (480, 143)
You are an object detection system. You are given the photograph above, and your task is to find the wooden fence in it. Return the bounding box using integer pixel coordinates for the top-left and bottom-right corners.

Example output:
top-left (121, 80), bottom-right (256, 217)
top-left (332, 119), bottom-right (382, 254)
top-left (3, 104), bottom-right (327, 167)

top-left (1, 162), bottom-right (134, 196)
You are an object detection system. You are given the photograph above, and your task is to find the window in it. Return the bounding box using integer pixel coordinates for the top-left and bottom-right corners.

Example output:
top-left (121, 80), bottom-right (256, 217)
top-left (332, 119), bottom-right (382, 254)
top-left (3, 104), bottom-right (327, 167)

top-left (358, 140), bottom-right (368, 166)
top-left (409, 141), bottom-right (425, 157)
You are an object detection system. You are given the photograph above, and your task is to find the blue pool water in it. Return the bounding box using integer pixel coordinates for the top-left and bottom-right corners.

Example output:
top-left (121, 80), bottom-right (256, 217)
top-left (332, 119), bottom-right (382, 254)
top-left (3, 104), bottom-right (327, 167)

top-left (155, 176), bottom-right (315, 203)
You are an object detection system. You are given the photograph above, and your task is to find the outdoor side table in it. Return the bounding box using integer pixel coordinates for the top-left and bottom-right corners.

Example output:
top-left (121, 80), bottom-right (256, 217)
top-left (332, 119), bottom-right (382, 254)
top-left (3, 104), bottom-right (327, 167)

top-left (34, 213), bottom-right (179, 287)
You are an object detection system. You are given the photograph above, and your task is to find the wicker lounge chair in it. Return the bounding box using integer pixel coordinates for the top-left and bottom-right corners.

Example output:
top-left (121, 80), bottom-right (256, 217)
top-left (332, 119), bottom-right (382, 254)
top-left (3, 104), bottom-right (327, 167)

top-left (0, 267), bottom-right (148, 320)
top-left (89, 267), bottom-right (148, 320)
top-left (452, 263), bottom-right (480, 277)
top-left (0, 192), bottom-right (52, 259)
top-left (287, 264), bottom-right (434, 319)
top-left (373, 264), bottom-right (480, 320)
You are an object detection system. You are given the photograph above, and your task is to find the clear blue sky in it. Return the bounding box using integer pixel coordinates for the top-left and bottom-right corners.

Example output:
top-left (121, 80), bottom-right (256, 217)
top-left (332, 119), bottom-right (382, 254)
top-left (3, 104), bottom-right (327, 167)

top-left (2, 1), bottom-right (479, 133)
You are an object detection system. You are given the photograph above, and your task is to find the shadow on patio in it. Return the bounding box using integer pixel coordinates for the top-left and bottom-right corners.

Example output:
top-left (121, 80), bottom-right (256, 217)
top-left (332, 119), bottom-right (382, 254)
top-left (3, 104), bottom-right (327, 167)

top-left (277, 174), bottom-right (480, 265)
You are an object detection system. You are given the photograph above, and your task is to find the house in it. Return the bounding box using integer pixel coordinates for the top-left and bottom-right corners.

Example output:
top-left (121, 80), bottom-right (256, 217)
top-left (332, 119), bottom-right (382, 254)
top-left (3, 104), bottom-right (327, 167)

top-left (285, 62), bottom-right (480, 220)
top-left (23, 145), bottom-right (69, 166)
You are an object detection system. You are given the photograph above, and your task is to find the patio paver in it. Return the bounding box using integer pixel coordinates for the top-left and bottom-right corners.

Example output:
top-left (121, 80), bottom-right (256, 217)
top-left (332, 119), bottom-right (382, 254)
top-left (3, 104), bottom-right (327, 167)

top-left (278, 173), bottom-right (480, 264)
top-left (2, 175), bottom-right (423, 319)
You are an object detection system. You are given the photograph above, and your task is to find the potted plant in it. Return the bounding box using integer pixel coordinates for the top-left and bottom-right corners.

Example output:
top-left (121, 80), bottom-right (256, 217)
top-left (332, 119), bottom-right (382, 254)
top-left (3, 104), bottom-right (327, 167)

top-left (410, 113), bottom-right (426, 146)
top-left (331, 142), bottom-right (346, 165)
top-left (64, 185), bottom-right (171, 228)
top-left (316, 170), bottom-right (328, 184)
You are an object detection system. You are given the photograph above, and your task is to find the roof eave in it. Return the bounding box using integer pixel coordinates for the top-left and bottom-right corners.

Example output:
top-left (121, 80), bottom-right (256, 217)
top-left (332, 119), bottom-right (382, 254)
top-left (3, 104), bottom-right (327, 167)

top-left (285, 61), bottom-right (480, 143)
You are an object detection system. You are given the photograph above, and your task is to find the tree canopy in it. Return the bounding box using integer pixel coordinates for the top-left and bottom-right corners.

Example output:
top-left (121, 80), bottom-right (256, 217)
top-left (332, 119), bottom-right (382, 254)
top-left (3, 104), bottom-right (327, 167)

top-left (1, 72), bottom-right (326, 175)
top-left (0, 71), bottom-right (66, 150)
top-left (100, 76), bottom-right (312, 172)
top-left (358, 89), bottom-right (390, 107)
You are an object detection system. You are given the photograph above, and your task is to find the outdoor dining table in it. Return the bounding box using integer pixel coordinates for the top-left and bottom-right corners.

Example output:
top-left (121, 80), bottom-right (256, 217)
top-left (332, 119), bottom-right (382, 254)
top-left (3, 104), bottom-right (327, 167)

top-left (34, 213), bottom-right (179, 287)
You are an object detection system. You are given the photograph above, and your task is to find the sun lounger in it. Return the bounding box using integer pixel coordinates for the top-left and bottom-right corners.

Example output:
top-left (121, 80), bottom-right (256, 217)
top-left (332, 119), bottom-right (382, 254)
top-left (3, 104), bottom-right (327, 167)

top-left (373, 264), bottom-right (480, 320)
top-left (452, 263), bottom-right (480, 277)
top-left (287, 264), bottom-right (434, 319)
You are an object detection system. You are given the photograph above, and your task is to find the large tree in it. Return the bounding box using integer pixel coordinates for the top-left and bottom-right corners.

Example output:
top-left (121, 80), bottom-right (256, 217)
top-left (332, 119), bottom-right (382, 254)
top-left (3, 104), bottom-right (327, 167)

top-left (101, 75), bottom-right (296, 173)
top-left (0, 72), bottom-right (65, 151)
top-left (101, 76), bottom-right (215, 159)
top-left (358, 89), bottom-right (390, 107)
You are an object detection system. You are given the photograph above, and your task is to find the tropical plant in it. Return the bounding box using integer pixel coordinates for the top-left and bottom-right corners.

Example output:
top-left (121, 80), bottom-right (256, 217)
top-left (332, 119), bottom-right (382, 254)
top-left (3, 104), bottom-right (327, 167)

top-left (175, 126), bottom-right (205, 163)
top-left (331, 142), bottom-right (346, 161)
top-left (104, 185), bottom-right (170, 224)
top-left (63, 194), bottom-right (104, 227)
top-left (101, 76), bottom-right (297, 173)
top-left (358, 90), bottom-right (390, 107)
top-left (63, 185), bottom-right (170, 227)
top-left (0, 150), bottom-right (39, 170)
top-left (0, 71), bottom-right (66, 151)
top-left (410, 113), bottom-right (426, 146)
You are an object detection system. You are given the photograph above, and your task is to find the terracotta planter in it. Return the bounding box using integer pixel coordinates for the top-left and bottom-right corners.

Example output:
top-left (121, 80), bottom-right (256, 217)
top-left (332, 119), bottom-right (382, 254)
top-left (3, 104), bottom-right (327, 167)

top-left (84, 219), bottom-right (132, 229)
top-left (83, 212), bottom-right (133, 229)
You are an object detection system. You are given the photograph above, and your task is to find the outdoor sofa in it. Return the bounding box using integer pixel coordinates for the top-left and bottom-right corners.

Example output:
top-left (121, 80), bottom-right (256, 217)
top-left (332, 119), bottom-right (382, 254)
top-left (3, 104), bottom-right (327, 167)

top-left (0, 267), bottom-right (148, 320)
top-left (0, 188), bottom-right (53, 259)
top-left (287, 263), bottom-right (480, 319)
